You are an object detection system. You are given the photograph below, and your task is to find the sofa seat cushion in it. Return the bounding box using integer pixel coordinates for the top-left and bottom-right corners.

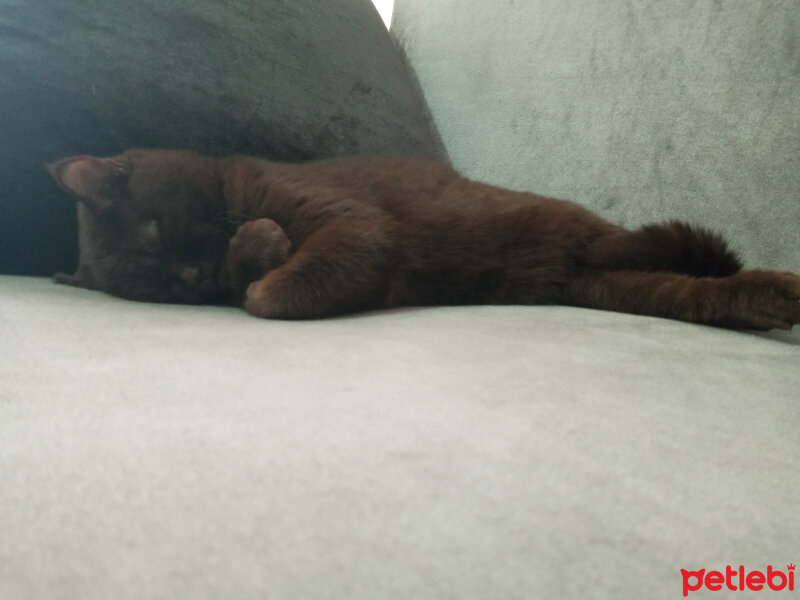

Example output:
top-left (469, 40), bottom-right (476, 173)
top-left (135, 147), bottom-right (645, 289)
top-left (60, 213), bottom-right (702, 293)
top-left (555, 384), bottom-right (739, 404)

top-left (1, 275), bottom-right (797, 599)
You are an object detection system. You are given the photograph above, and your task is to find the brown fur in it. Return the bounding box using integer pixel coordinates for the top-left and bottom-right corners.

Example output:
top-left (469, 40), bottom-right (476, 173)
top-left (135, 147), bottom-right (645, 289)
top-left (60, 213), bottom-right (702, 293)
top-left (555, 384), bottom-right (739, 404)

top-left (47, 149), bottom-right (800, 329)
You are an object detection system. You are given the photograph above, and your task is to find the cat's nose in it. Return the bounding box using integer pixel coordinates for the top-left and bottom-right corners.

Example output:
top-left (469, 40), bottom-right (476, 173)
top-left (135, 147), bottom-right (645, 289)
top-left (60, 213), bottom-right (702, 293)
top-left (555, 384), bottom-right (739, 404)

top-left (177, 265), bottom-right (200, 285)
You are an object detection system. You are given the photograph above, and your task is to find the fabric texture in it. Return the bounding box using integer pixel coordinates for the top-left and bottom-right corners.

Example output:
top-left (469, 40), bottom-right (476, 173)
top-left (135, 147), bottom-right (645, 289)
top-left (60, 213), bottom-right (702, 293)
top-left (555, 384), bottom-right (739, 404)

top-left (0, 0), bottom-right (444, 275)
top-left (2, 2), bottom-right (799, 599)
top-left (393, 0), bottom-right (800, 272)
top-left (1, 275), bottom-right (798, 600)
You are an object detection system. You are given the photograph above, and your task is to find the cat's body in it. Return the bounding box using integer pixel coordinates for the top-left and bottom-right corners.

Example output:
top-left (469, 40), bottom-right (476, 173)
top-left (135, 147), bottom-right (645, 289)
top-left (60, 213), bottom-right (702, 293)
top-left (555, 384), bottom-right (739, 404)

top-left (47, 149), bottom-right (800, 329)
top-left (224, 155), bottom-right (626, 314)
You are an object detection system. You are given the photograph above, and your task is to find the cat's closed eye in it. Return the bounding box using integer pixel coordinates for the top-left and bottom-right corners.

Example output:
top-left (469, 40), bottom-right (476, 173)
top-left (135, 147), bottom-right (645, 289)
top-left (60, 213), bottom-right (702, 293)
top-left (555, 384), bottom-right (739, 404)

top-left (138, 220), bottom-right (162, 254)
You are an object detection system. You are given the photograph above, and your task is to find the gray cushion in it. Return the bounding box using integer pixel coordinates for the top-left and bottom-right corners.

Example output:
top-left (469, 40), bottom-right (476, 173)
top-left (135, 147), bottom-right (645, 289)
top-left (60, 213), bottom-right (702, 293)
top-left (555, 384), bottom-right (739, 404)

top-left (393, 0), bottom-right (799, 273)
top-left (0, 0), bottom-right (444, 275)
top-left (2, 274), bottom-right (799, 599)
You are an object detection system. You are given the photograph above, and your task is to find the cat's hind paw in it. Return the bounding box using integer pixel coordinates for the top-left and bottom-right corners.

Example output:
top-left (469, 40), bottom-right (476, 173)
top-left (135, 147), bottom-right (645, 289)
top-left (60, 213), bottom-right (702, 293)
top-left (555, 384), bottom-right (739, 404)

top-left (724, 270), bottom-right (800, 330)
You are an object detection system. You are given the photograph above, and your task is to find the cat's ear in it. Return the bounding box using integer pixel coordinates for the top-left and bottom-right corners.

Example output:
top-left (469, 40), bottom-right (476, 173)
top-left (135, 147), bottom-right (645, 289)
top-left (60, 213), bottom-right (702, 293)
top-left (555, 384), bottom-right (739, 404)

top-left (46, 155), bottom-right (131, 214)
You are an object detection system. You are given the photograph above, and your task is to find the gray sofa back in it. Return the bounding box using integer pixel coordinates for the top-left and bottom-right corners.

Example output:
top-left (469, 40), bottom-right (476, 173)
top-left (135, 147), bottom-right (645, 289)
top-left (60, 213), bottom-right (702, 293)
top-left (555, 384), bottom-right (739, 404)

top-left (0, 0), bottom-right (444, 275)
top-left (394, 0), bottom-right (799, 271)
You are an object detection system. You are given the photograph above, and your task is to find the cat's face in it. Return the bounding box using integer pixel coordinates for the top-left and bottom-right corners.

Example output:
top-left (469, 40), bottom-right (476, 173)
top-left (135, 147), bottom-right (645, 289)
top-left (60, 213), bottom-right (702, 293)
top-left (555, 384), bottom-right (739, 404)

top-left (48, 149), bottom-right (233, 304)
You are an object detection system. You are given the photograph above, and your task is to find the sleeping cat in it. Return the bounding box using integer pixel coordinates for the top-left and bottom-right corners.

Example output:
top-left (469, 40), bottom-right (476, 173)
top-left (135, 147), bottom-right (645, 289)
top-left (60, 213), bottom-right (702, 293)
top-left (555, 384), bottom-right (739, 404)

top-left (46, 148), bottom-right (800, 329)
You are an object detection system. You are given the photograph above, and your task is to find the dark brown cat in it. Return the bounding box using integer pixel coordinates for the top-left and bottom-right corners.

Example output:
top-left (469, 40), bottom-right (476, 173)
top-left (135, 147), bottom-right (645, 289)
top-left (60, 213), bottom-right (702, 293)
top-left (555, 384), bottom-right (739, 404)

top-left (47, 149), bottom-right (800, 329)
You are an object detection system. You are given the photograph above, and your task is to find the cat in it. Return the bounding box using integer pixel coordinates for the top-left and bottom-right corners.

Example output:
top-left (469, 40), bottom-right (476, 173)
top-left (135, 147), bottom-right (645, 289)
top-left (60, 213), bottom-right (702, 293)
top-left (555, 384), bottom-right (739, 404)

top-left (46, 148), bottom-right (800, 329)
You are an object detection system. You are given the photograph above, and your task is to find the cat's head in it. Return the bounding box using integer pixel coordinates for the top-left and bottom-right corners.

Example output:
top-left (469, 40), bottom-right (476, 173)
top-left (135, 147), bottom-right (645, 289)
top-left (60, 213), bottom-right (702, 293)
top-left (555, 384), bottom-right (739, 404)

top-left (47, 149), bottom-right (233, 304)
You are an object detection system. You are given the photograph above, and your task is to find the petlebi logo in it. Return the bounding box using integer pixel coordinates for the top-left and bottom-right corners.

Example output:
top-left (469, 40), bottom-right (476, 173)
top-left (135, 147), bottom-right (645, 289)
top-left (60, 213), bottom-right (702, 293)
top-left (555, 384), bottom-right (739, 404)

top-left (681, 564), bottom-right (795, 597)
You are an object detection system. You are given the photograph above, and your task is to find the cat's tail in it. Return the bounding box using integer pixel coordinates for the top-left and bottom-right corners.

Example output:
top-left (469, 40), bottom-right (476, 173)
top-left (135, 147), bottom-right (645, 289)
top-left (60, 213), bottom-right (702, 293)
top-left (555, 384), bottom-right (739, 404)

top-left (588, 220), bottom-right (743, 278)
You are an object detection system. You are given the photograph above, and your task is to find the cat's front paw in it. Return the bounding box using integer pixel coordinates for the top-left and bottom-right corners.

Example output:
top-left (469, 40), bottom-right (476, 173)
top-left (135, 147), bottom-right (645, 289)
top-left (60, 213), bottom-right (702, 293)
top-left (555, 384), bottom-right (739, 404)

top-left (724, 270), bottom-right (800, 330)
top-left (225, 218), bottom-right (291, 303)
